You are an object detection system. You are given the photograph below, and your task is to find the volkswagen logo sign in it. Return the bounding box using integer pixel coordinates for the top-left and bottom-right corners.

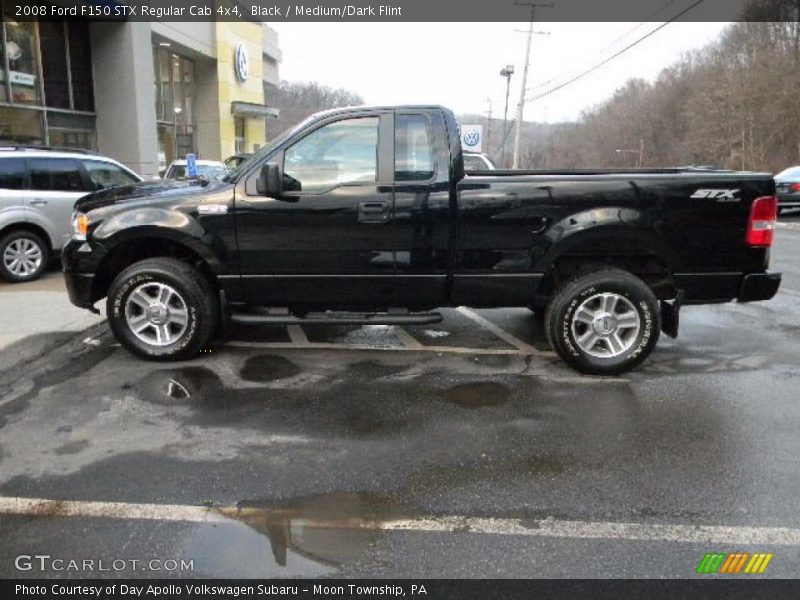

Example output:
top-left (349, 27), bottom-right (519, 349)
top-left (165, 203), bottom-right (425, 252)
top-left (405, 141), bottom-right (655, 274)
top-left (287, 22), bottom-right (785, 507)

top-left (463, 130), bottom-right (481, 147)
top-left (234, 43), bottom-right (249, 82)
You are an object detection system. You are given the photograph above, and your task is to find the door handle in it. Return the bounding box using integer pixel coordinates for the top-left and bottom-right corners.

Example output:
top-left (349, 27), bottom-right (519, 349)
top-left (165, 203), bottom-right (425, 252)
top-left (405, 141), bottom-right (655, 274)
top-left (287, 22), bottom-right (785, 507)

top-left (358, 200), bottom-right (390, 222)
top-left (30, 199), bottom-right (48, 206)
top-left (359, 201), bottom-right (388, 213)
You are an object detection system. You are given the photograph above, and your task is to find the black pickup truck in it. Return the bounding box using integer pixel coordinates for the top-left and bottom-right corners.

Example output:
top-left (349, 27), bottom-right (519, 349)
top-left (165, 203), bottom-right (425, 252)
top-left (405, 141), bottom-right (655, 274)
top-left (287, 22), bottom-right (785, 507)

top-left (63, 105), bottom-right (781, 374)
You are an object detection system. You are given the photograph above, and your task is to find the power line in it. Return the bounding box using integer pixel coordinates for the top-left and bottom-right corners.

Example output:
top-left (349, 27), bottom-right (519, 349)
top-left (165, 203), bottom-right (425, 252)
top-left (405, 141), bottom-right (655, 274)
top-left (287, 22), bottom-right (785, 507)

top-left (525, 0), bottom-right (705, 103)
top-left (525, 0), bottom-right (681, 94)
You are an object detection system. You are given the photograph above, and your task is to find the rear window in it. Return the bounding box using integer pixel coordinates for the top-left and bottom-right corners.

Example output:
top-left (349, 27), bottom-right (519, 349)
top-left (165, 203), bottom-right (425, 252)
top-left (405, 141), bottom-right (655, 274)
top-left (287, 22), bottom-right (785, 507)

top-left (0, 158), bottom-right (26, 190)
top-left (29, 158), bottom-right (86, 192)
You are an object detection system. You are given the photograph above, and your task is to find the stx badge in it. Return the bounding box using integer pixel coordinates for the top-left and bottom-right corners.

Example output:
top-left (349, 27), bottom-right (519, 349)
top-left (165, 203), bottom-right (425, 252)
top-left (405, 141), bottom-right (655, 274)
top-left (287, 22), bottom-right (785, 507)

top-left (691, 189), bottom-right (740, 201)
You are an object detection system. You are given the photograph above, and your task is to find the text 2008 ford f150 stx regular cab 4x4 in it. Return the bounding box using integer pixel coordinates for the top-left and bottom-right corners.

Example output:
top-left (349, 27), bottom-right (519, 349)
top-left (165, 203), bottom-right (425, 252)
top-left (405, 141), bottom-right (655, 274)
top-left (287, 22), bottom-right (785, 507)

top-left (62, 105), bottom-right (781, 374)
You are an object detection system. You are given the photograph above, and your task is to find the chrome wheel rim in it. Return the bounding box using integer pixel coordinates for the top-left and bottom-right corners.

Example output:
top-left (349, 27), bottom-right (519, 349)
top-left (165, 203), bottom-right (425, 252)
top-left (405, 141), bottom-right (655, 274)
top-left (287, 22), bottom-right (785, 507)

top-left (570, 292), bottom-right (641, 358)
top-left (3, 237), bottom-right (43, 278)
top-left (124, 282), bottom-right (189, 347)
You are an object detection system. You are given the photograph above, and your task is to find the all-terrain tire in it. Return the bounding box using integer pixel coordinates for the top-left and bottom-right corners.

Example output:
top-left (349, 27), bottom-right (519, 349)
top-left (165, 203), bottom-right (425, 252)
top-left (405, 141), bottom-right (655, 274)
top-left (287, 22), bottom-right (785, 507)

top-left (544, 268), bottom-right (660, 375)
top-left (106, 258), bottom-right (218, 361)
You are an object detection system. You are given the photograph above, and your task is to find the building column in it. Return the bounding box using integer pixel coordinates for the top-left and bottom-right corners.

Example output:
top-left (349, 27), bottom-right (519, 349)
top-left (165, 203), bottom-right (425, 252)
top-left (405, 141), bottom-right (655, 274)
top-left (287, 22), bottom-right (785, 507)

top-left (89, 22), bottom-right (159, 178)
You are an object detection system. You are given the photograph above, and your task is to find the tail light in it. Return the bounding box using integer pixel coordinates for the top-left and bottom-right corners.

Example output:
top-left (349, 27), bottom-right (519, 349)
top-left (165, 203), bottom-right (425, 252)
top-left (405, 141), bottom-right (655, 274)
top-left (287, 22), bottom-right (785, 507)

top-left (745, 196), bottom-right (777, 247)
top-left (791, 183), bottom-right (800, 192)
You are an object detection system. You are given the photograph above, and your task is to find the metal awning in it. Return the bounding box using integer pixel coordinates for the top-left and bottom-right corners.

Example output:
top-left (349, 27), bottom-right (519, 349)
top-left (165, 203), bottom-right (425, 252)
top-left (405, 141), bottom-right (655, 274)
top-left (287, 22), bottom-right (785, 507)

top-left (231, 102), bottom-right (280, 119)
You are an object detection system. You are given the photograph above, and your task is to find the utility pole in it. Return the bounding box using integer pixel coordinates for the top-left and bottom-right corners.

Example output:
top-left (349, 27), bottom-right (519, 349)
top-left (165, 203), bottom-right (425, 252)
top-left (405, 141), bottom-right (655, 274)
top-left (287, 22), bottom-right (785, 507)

top-left (499, 65), bottom-right (514, 168)
top-left (512, 1), bottom-right (552, 169)
top-left (485, 98), bottom-right (493, 155)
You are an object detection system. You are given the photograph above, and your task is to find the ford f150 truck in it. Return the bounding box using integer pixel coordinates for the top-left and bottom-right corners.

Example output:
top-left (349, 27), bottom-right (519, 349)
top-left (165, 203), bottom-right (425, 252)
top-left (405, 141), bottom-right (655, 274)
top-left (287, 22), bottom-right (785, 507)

top-left (63, 105), bottom-right (781, 374)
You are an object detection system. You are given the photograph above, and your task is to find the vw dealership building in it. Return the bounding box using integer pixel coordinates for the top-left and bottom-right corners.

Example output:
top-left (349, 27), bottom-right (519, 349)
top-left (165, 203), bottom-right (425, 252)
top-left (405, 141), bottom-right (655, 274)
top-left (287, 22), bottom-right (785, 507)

top-left (1, 4), bottom-right (282, 177)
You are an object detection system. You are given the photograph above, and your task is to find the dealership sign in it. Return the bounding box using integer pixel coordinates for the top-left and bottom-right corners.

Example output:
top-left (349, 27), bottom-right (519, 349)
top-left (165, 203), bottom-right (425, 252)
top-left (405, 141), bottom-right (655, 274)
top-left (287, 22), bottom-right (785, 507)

top-left (461, 125), bottom-right (483, 153)
top-left (234, 43), bottom-right (249, 82)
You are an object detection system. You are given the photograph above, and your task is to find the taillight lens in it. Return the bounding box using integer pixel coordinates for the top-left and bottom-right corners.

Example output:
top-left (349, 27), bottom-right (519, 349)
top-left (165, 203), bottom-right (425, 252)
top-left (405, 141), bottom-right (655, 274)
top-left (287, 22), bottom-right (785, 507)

top-left (790, 183), bottom-right (800, 192)
top-left (746, 196), bottom-right (777, 247)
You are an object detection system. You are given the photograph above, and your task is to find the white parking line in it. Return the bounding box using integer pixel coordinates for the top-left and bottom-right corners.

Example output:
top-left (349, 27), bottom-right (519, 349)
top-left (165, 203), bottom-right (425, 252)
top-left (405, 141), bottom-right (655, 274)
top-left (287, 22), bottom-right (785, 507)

top-left (286, 325), bottom-right (309, 345)
top-left (225, 340), bottom-right (526, 356)
top-left (2, 496), bottom-right (799, 546)
top-left (456, 307), bottom-right (541, 355)
top-left (779, 288), bottom-right (800, 298)
top-left (392, 326), bottom-right (424, 350)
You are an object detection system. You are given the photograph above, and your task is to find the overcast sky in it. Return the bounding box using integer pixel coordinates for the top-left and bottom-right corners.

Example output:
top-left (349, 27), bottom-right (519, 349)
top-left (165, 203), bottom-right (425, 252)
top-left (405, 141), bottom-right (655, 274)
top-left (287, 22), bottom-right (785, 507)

top-left (273, 22), bottom-right (730, 123)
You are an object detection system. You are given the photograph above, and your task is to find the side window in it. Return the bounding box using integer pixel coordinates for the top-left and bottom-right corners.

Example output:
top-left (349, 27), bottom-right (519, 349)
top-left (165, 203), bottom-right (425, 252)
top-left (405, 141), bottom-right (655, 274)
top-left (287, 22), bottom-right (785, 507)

top-left (0, 158), bottom-right (26, 190)
top-left (29, 158), bottom-right (85, 192)
top-left (283, 117), bottom-right (378, 193)
top-left (83, 160), bottom-right (138, 190)
top-left (395, 114), bottom-right (434, 181)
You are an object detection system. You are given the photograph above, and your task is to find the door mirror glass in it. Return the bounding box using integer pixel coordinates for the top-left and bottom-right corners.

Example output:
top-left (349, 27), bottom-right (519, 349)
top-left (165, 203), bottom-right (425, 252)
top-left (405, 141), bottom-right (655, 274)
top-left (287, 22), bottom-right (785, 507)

top-left (256, 162), bottom-right (282, 196)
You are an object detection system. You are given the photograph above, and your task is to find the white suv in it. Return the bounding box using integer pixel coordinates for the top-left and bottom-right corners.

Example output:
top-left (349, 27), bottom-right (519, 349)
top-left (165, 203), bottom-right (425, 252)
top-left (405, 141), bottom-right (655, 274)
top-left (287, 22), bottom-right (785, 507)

top-left (0, 147), bottom-right (142, 282)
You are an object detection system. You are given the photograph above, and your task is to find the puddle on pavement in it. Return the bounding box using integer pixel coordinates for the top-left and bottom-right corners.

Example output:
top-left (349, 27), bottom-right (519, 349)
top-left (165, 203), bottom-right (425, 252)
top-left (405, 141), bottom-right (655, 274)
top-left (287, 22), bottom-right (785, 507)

top-left (133, 367), bottom-right (223, 406)
top-left (303, 324), bottom-right (405, 348)
top-left (182, 493), bottom-right (411, 577)
top-left (240, 355), bottom-right (302, 382)
top-left (443, 382), bottom-right (511, 408)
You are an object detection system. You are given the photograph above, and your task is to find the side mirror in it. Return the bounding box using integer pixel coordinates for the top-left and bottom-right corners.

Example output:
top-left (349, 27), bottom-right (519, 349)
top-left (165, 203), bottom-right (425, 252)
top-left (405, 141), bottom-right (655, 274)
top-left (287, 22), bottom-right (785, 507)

top-left (256, 162), bottom-right (282, 196)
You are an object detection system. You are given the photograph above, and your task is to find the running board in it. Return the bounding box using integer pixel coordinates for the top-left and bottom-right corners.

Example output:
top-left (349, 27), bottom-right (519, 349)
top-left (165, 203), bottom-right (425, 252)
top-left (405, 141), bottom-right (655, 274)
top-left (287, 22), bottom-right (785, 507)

top-left (229, 310), bottom-right (443, 326)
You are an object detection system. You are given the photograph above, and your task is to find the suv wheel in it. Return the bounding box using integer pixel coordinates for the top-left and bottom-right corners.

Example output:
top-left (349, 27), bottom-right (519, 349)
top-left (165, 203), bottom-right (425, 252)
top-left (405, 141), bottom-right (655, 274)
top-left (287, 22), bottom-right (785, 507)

top-left (0, 230), bottom-right (49, 282)
top-left (544, 268), bottom-right (660, 375)
top-left (107, 258), bottom-right (218, 360)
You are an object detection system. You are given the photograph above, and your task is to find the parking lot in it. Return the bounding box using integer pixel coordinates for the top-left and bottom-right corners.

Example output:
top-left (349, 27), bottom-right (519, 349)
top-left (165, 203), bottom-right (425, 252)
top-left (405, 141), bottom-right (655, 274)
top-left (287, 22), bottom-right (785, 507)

top-left (0, 215), bottom-right (799, 579)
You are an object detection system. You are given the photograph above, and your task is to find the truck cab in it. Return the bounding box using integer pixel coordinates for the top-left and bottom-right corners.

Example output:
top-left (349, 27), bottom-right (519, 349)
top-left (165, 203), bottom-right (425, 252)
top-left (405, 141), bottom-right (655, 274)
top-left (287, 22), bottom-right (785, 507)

top-left (63, 105), bottom-right (780, 375)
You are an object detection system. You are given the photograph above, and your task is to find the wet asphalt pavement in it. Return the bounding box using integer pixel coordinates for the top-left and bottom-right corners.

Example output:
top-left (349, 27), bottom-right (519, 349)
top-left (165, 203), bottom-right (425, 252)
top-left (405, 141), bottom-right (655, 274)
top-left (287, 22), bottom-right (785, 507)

top-left (0, 216), bottom-right (799, 579)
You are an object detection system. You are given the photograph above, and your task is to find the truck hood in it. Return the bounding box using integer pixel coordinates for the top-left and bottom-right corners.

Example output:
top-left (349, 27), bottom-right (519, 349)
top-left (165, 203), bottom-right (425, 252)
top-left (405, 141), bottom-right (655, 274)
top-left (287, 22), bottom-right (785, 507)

top-left (75, 179), bottom-right (232, 213)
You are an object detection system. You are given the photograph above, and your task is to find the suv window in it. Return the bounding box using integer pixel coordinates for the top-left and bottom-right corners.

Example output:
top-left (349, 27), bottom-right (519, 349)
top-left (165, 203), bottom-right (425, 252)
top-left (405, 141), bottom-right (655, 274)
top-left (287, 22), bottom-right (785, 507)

top-left (0, 158), bottom-right (26, 190)
top-left (395, 114), bottom-right (434, 181)
top-left (29, 158), bottom-right (85, 192)
top-left (83, 160), bottom-right (138, 190)
top-left (283, 117), bottom-right (379, 193)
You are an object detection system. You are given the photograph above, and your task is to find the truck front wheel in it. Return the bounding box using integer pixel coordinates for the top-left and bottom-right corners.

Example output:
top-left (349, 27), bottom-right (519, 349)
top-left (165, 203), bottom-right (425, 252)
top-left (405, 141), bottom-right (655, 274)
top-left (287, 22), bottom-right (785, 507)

top-left (544, 269), bottom-right (660, 375)
top-left (106, 258), bottom-right (218, 361)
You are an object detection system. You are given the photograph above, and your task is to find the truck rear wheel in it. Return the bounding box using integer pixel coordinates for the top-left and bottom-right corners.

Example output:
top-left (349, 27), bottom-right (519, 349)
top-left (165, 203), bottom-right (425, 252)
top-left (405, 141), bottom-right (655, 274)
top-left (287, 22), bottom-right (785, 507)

top-left (107, 258), bottom-right (218, 361)
top-left (544, 269), bottom-right (660, 375)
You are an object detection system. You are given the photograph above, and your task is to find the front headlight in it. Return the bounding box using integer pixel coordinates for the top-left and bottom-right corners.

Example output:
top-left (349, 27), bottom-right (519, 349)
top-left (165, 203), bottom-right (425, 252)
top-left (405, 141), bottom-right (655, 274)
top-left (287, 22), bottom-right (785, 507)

top-left (72, 212), bottom-right (89, 241)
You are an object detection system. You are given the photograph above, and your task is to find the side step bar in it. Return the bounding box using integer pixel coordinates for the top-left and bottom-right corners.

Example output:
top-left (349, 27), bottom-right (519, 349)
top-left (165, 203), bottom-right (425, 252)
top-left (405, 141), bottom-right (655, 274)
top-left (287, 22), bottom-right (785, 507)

top-left (230, 310), bottom-right (443, 326)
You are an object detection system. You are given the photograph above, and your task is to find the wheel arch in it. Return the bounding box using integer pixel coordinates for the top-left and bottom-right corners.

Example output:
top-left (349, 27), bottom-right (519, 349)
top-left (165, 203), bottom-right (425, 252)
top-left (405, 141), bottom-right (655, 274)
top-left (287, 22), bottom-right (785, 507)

top-left (91, 230), bottom-right (220, 304)
top-left (533, 217), bottom-right (677, 303)
top-left (0, 220), bottom-right (53, 252)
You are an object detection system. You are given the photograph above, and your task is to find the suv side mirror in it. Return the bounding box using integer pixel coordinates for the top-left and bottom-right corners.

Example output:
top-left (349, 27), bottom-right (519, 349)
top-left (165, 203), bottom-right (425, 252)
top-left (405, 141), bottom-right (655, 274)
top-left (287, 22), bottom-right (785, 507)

top-left (256, 163), bottom-right (282, 196)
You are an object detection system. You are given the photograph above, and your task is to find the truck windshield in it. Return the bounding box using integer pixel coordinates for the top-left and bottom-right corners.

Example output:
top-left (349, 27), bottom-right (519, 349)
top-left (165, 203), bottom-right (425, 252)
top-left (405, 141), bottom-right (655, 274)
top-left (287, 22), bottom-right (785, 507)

top-left (223, 115), bottom-right (318, 183)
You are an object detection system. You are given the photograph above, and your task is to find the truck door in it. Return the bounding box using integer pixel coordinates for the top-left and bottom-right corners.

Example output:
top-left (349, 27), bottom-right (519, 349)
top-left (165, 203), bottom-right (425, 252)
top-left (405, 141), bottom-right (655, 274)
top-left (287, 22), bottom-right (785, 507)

top-left (236, 111), bottom-right (397, 308)
top-left (390, 110), bottom-right (453, 308)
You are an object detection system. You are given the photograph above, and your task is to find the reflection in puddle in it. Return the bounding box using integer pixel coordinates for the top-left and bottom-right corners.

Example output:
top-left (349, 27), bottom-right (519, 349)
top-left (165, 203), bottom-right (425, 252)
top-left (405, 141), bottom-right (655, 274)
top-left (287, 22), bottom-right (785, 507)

top-left (183, 493), bottom-right (411, 577)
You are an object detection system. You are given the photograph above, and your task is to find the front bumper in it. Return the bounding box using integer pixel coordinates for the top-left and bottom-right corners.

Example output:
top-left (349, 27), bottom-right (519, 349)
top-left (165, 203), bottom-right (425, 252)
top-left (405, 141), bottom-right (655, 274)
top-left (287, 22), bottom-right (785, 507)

top-left (738, 272), bottom-right (782, 303)
top-left (62, 239), bottom-right (107, 309)
top-left (64, 271), bottom-right (96, 309)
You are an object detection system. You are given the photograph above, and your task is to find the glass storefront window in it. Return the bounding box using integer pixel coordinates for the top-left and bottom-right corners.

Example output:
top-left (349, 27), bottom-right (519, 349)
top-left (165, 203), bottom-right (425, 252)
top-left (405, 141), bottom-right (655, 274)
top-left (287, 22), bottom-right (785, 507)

top-left (0, 106), bottom-right (44, 145)
top-left (68, 21), bottom-right (93, 111)
top-left (0, 21), bottom-right (7, 103)
top-left (4, 14), bottom-right (41, 105)
top-left (153, 46), bottom-right (196, 163)
top-left (1, 14), bottom-right (95, 147)
top-left (235, 117), bottom-right (246, 154)
top-left (39, 21), bottom-right (70, 109)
